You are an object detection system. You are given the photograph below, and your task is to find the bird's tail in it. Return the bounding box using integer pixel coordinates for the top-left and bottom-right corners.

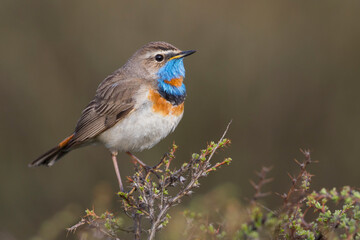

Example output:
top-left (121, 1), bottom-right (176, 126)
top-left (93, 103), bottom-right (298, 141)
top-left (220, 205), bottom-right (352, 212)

top-left (29, 134), bottom-right (74, 167)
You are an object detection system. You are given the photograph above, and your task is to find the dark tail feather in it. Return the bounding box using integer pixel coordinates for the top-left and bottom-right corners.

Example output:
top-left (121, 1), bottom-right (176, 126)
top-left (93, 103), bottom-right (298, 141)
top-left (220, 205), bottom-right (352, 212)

top-left (29, 134), bottom-right (74, 167)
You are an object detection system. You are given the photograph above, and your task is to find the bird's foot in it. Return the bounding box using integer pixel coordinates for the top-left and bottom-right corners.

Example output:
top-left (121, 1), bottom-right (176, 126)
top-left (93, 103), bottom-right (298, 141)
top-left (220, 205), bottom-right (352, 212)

top-left (126, 152), bottom-right (160, 178)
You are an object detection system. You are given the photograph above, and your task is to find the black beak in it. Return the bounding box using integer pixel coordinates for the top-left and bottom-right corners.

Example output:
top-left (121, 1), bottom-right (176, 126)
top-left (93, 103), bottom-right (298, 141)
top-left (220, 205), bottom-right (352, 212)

top-left (170, 50), bottom-right (196, 60)
top-left (178, 50), bottom-right (196, 58)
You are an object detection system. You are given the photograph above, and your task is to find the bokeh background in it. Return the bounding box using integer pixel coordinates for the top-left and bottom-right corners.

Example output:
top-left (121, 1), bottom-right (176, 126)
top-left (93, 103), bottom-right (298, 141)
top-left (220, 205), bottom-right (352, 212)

top-left (1, 0), bottom-right (360, 239)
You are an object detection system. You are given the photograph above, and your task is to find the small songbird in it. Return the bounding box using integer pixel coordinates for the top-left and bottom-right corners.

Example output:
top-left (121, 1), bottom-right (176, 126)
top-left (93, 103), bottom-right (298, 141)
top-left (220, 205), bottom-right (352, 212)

top-left (29, 41), bottom-right (196, 191)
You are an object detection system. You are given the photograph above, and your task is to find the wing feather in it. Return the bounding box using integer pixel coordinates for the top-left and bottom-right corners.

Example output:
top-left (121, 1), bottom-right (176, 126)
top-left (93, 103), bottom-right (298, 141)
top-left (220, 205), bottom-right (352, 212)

top-left (67, 74), bottom-right (141, 148)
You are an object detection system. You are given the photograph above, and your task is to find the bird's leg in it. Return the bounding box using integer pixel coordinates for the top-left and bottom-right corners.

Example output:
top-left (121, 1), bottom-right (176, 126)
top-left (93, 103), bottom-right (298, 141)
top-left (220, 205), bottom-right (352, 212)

top-left (111, 151), bottom-right (124, 192)
top-left (126, 152), bottom-right (149, 168)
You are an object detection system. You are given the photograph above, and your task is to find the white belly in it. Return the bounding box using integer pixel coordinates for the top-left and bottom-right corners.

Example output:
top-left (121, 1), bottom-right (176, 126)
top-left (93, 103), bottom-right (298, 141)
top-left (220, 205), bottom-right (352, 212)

top-left (97, 101), bottom-right (183, 152)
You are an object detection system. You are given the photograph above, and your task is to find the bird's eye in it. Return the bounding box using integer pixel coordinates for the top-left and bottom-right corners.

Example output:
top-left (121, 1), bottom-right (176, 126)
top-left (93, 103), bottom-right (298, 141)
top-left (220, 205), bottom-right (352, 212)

top-left (155, 54), bottom-right (164, 62)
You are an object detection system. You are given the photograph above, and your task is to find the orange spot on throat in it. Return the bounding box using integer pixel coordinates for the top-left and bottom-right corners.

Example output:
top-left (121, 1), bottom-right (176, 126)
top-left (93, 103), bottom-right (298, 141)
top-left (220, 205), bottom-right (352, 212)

top-left (148, 89), bottom-right (184, 116)
top-left (163, 78), bottom-right (183, 87)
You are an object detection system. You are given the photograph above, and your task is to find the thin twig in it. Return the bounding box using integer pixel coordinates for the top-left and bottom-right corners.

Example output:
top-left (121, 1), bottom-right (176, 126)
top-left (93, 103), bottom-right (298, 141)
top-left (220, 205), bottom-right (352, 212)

top-left (147, 121), bottom-right (232, 240)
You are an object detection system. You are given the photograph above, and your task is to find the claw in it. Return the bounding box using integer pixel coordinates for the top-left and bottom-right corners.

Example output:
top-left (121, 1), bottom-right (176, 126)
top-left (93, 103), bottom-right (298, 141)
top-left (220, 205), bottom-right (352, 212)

top-left (143, 165), bottom-right (160, 179)
top-left (126, 152), bottom-right (160, 178)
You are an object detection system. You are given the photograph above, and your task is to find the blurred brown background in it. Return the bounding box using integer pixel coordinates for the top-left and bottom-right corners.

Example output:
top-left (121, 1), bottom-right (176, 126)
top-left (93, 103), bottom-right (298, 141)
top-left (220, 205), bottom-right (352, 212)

top-left (1, 0), bottom-right (360, 239)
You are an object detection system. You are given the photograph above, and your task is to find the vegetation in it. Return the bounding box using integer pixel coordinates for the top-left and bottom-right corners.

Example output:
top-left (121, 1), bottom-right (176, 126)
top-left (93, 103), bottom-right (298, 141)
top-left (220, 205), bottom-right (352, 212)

top-left (68, 125), bottom-right (360, 239)
top-left (182, 151), bottom-right (360, 240)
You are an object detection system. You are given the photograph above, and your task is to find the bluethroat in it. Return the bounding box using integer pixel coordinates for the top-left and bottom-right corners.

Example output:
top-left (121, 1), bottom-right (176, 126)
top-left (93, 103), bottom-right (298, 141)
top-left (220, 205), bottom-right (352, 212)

top-left (29, 42), bottom-right (196, 191)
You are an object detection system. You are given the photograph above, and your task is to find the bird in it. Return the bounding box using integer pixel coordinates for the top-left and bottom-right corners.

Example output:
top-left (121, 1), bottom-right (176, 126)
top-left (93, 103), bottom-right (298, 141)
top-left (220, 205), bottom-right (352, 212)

top-left (29, 41), bottom-right (196, 191)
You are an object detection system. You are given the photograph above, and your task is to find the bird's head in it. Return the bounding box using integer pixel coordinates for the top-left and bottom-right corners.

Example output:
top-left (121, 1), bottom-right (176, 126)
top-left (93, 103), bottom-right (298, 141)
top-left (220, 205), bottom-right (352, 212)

top-left (125, 42), bottom-right (195, 103)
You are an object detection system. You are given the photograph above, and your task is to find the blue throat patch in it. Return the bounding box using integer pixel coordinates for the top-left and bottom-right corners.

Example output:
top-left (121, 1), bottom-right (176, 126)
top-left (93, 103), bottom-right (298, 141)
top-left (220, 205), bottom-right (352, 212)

top-left (157, 58), bottom-right (186, 105)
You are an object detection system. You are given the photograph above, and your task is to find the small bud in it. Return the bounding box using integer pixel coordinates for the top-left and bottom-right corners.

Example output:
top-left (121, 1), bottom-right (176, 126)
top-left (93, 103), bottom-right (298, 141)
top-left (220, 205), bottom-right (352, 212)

top-left (179, 176), bottom-right (186, 183)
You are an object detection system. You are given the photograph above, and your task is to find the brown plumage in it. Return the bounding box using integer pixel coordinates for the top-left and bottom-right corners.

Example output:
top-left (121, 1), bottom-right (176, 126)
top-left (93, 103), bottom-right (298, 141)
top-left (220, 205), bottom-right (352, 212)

top-left (29, 74), bottom-right (140, 167)
top-left (29, 41), bottom-right (195, 191)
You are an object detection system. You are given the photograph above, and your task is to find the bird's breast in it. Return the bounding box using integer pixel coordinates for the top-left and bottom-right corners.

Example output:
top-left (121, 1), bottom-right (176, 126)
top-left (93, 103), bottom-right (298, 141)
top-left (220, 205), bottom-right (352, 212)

top-left (148, 89), bottom-right (184, 116)
top-left (97, 88), bottom-right (184, 152)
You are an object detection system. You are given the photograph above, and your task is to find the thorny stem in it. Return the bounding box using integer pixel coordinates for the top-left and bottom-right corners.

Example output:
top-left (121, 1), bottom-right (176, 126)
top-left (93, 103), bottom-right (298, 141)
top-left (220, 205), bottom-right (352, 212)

top-left (249, 166), bottom-right (273, 203)
top-left (148, 121), bottom-right (232, 240)
top-left (148, 173), bottom-right (202, 240)
top-left (134, 213), bottom-right (141, 240)
top-left (283, 149), bottom-right (312, 205)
